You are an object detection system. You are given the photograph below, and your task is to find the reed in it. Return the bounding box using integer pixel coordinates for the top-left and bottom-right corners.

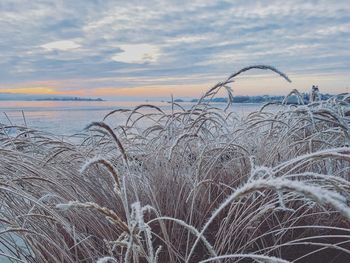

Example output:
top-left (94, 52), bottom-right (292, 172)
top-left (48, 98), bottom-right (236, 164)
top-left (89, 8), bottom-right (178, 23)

top-left (0, 65), bottom-right (349, 262)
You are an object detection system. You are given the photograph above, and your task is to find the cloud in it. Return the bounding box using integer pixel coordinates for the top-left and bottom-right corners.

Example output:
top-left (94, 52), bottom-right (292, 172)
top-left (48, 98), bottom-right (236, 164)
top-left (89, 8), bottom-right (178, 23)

top-left (41, 40), bottom-right (81, 51)
top-left (0, 0), bottom-right (349, 97)
top-left (111, 44), bottom-right (160, 64)
top-left (316, 24), bottom-right (350, 36)
top-left (0, 87), bottom-right (56, 95)
top-left (165, 35), bottom-right (209, 44)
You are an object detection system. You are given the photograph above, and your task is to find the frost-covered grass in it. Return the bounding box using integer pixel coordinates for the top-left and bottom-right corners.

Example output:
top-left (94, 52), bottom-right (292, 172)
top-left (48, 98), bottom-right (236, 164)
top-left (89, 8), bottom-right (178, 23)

top-left (1, 65), bottom-right (350, 263)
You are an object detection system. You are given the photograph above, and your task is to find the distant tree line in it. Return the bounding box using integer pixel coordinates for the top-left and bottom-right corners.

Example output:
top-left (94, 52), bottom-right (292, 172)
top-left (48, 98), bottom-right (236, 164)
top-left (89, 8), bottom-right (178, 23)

top-left (183, 93), bottom-right (334, 104)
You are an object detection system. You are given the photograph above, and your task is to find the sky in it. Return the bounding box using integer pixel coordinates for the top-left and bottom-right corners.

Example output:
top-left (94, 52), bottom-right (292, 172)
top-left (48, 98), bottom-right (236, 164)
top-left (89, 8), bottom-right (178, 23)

top-left (0, 0), bottom-right (349, 99)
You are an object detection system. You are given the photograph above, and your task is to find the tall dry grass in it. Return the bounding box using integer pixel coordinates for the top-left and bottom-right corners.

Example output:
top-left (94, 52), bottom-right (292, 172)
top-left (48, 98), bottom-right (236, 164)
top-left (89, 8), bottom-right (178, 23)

top-left (0, 65), bottom-right (350, 263)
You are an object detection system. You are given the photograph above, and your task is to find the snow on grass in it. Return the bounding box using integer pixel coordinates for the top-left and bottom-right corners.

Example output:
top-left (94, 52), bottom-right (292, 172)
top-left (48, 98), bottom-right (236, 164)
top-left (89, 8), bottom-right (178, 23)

top-left (0, 65), bottom-right (350, 262)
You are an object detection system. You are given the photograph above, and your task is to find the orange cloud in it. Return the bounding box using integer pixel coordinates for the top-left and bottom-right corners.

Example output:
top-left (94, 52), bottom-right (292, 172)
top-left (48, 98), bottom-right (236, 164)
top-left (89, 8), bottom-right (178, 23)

top-left (1, 83), bottom-right (218, 98)
top-left (0, 86), bottom-right (89, 97)
top-left (1, 83), bottom-right (221, 98)
top-left (0, 87), bottom-right (58, 95)
top-left (90, 84), bottom-right (212, 97)
top-left (1, 72), bottom-right (347, 99)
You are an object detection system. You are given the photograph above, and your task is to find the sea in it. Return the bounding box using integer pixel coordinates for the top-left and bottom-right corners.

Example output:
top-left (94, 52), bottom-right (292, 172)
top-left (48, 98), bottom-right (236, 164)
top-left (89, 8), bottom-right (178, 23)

top-left (0, 100), bottom-right (263, 136)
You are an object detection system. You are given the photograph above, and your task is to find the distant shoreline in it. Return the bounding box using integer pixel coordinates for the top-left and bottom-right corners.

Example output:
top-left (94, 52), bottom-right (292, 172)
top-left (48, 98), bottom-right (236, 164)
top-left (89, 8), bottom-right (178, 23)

top-left (34, 97), bottom-right (104, 102)
top-left (0, 94), bottom-right (105, 101)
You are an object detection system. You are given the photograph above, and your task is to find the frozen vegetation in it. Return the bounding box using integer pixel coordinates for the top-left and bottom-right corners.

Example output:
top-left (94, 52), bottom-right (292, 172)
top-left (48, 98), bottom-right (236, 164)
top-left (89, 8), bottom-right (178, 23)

top-left (0, 65), bottom-right (350, 262)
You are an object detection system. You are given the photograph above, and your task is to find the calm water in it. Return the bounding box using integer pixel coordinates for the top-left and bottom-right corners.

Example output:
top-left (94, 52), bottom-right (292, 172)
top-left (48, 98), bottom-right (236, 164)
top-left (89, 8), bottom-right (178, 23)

top-left (0, 100), bottom-right (262, 136)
